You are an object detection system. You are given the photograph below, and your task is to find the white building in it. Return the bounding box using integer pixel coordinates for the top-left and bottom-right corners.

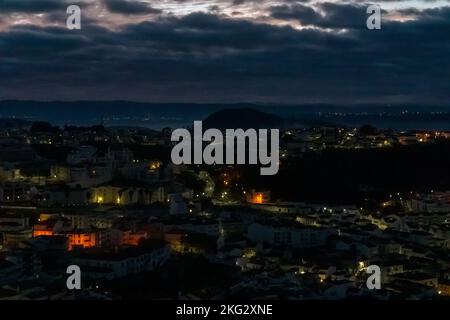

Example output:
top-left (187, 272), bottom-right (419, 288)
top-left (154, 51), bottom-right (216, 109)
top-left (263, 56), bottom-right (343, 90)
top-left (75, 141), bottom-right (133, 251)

top-left (67, 145), bottom-right (98, 165)
top-left (72, 242), bottom-right (170, 280)
top-left (169, 221), bottom-right (219, 237)
top-left (90, 185), bottom-right (164, 206)
top-left (247, 222), bottom-right (329, 248)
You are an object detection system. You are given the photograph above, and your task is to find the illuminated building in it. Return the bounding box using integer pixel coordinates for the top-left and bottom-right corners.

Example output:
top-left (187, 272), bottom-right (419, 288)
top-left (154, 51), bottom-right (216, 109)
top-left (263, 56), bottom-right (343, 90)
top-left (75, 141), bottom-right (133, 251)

top-left (39, 213), bottom-right (59, 222)
top-left (90, 185), bottom-right (164, 206)
top-left (50, 165), bottom-right (71, 182)
top-left (33, 229), bottom-right (54, 237)
top-left (149, 161), bottom-right (161, 170)
top-left (164, 229), bottom-right (213, 254)
top-left (437, 280), bottom-right (450, 296)
top-left (33, 223), bottom-right (54, 237)
top-left (254, 193), bottom-right (263, 204)
top-left (248, 222), bottom-right (329, 248)
top-left (164, 229), bottom-right (186, 252)
top-left (68, 231), bottom-right (97, 251)
top-left (71, 242), bottom-right (170, 279)
top-left (121, 230), bottom-right (148, 246)
top-left (246, 190), bottom-right (271, 204)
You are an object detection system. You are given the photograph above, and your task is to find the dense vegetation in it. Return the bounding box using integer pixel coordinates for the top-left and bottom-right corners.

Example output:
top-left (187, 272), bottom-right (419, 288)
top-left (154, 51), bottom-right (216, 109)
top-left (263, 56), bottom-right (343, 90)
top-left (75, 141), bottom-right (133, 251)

top-left (240, 141), bottom-right (450, 204)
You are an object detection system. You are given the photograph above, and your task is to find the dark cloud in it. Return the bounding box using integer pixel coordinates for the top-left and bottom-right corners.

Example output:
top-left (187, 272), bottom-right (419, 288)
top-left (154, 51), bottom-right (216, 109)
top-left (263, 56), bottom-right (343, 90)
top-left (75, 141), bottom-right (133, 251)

top-left (271, 2), bottom-right (376, 29)
top-left (103, 0), bottom-right (162, 15)
top-left (0, 0), bottom-right (88, 13)
top-left (0, 0), bottom-right (62, 13)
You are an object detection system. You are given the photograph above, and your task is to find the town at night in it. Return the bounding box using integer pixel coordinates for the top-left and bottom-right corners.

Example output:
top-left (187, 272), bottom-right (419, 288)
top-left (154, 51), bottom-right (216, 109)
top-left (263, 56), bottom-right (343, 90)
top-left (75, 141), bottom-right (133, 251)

top-left (0, 0), bottom-right (449, 316)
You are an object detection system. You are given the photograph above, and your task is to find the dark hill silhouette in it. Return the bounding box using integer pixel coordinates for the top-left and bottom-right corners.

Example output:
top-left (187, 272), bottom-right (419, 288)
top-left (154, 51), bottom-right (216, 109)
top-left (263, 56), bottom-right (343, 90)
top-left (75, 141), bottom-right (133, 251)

top-left (3, 100), bottom-right (450, 130)
top-left (0, 118), bottom-right (31, 129)
top-left (203, 108), bottom-right (284, 130)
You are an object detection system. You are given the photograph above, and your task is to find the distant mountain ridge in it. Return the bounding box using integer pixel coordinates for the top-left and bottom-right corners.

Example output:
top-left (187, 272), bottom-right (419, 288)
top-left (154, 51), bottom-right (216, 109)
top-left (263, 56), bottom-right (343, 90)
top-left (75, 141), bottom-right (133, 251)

top-left (0, 101), bottom-right (276, 129)
top-left (0, 100), bottom-right (263, 121)
top-left (3, 100), bottom-right (450, 130)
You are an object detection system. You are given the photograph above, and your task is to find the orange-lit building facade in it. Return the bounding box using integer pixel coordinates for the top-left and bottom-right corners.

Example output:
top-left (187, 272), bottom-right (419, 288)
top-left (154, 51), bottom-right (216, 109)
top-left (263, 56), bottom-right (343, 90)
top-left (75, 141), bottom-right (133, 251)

top-left (34, 228), bottom-right (95, 251)
top-left (246, 190), bottom-right (271, 204)
top-left (32, 224), bottom-right (54, 237)
top-left (438, 282), bottom-right (450, 296)
top-left (68, 232), bottom-right (97, 251)
top-left (164, 229), bottom-right (187, 253)
top-left (121, 230), bottom-right (148, 246)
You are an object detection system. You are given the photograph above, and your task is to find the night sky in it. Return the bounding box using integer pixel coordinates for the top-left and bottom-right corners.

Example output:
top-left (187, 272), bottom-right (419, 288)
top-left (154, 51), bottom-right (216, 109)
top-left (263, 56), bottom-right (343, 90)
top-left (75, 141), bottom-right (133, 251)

top-left (0, 0), bottom-right (449, 104)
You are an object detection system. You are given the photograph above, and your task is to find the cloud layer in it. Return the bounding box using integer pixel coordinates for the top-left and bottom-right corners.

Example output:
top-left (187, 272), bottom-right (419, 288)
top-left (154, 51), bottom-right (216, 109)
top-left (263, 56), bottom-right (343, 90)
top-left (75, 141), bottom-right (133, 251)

top-left (0, 0), bottom-right (449, 104)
